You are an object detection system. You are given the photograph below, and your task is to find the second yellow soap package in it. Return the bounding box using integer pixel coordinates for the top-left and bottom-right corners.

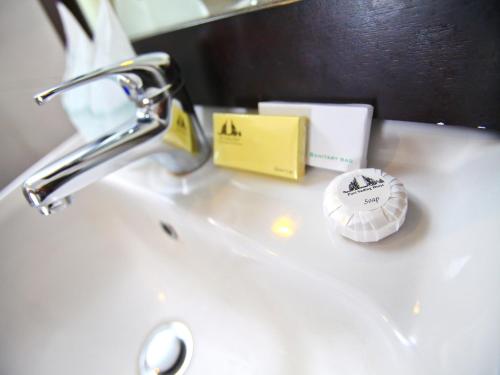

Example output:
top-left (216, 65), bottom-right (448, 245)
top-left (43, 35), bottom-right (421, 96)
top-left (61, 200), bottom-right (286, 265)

top-left (213, 113), bottom-right (307, 181)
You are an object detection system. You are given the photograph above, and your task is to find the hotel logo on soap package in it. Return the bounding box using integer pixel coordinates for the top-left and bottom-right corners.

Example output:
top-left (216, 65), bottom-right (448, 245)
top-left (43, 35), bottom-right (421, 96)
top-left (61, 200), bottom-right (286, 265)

top-left (218, 120), bottom-right (243, 144)
top-left (343, 175), bottom-right (385, 195)
top-left (218, 121), bottom-right (242, 136)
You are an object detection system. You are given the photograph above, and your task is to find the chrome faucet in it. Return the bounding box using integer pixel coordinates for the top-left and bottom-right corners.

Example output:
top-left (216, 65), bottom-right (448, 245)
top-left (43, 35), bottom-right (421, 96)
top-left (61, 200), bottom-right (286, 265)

top-left (22, 52), bottom-right (211, 215)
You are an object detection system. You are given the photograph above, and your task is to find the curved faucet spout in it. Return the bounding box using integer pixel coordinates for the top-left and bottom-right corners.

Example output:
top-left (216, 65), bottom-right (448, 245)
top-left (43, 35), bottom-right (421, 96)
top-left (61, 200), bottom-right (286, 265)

top-left (22, 53), bottom-right (211, 215)
top-left (23, 115), bottom-right (166, 215)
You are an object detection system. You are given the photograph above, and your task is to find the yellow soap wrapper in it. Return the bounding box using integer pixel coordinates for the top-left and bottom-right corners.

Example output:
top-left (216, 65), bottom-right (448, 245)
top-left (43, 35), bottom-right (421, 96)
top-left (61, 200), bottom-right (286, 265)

top-left (163, 99), bottom-right (195, 153)
top-left (213, 113), bottom-right (307, 181)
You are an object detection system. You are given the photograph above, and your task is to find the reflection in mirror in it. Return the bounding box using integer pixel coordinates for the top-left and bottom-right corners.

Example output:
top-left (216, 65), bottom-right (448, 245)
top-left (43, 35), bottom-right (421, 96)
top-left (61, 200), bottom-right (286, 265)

top-left (76, 0), bottom-right (301, 41)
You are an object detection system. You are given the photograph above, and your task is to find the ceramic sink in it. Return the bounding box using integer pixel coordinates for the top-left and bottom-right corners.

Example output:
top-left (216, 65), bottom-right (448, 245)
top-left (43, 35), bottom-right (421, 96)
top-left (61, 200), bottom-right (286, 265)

top-left (0, 118), bottom-right (499, 374)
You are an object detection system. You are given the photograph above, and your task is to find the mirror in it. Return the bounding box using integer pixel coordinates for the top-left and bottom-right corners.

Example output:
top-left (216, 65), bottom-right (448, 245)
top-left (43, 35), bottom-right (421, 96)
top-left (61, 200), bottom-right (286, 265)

top-left (75, 0), bottom-right (301, 41)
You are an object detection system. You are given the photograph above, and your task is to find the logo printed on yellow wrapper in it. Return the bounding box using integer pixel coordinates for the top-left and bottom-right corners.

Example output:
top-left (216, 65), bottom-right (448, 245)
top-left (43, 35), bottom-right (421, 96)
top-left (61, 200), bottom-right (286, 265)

top-left (218, 121), bottom-right (242, 137)
top-left (177, 116), bottom-right (186, 129)
top-left (163, 99), bottom-right (196, 153)
top-left (217, 119), bottom-right (243, 145)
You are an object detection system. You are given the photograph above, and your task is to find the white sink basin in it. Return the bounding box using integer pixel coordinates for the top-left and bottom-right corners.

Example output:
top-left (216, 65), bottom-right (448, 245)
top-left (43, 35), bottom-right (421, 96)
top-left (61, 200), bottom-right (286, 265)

top-left (1, 119), bottom-right (499, 374)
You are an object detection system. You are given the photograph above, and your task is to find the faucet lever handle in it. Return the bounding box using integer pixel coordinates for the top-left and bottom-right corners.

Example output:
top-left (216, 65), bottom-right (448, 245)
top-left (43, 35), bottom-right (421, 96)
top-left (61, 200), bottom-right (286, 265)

top-left (34, 52), bottom-right (176, 108)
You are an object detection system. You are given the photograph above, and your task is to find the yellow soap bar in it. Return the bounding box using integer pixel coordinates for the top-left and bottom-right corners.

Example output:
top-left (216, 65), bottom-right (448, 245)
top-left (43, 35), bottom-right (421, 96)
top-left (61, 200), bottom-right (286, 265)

top-left (213, 113), bottom-right (307, 181)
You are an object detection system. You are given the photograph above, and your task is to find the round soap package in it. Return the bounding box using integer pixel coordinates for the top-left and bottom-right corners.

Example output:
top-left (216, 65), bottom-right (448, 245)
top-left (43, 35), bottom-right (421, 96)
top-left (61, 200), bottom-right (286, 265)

top-left (323, 168), bottom-right (408, 243)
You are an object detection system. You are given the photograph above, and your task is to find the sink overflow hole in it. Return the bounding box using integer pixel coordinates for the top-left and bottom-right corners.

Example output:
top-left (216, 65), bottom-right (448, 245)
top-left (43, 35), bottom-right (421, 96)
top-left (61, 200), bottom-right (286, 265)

top-left (160, 222), bottom-right (178, 240)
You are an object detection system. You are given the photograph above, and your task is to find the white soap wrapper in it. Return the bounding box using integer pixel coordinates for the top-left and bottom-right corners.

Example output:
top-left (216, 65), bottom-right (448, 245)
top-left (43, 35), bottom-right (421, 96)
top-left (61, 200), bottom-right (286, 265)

top-left (323, 168), bottom-right (408, 243)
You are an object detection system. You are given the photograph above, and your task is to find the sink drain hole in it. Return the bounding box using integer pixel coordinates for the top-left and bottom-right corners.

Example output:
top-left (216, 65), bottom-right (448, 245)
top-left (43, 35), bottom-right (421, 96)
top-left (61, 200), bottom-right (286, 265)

top-left (139, 321), bottom-right (193, 375)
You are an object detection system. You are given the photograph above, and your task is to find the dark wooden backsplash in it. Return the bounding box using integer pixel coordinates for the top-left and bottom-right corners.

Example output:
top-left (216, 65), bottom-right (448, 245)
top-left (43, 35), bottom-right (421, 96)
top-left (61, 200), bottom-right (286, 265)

top-left (41, 0), bottom-right (500, 130)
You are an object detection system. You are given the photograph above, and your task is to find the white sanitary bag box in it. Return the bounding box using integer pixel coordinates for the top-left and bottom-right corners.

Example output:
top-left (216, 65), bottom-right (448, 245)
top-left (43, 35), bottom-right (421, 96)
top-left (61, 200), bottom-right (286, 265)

top-left (259, 102), bottom-right (373, 172)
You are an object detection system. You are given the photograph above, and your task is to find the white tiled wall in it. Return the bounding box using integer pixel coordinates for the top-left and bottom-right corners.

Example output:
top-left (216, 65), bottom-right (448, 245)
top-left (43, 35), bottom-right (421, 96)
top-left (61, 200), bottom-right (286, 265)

top-left (0, 0), bottom-right (75, 189)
